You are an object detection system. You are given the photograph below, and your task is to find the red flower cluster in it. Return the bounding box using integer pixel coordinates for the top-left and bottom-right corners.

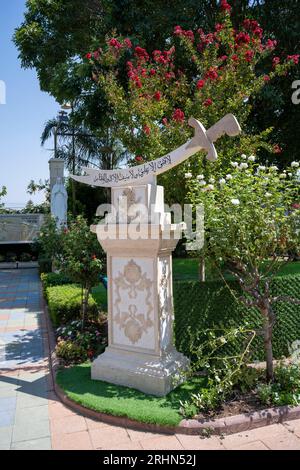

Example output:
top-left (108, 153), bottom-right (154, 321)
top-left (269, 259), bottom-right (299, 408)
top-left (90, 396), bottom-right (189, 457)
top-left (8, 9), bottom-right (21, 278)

top-left (205, 67), bottom-right (218, 81)
top-left (273, 56), bottom-right (280, 67)
top-left (135, 46), bottom-right (149, 62)
top-left (143, 125), bottom-right (151, 136)
top-left (154, 91), bottom-right (161, 101)
top-left (220, 0), bottom-right (231, 13)
top-left (235, 32), bottom-right (250, 46)
top-left (265, 39), bottom-right (277, 50)
top-left (204, 98), bottom-right (213, 107)
top-left (263, 75), bottom-right (270, 82)
top-left (109, 38), bottom-right (122, 49)
top-left (287, 55), bottom-right (300, 65)
top-left (124, 38), bottom-right (132, 49)
top-left (153, 48), bottom-right (175, 65)
top-left (172, 108), bottom-right (185, 123)
top-left (215, 23), bottom-right (224, 32)
top-left (242, 19), bottom-right (263, 38)
top-left (245, 50), bottom-right (254, 63)
top-left (135, 155), bottom-right (144, 162)
top-left (173, 26), bottom-right (194, 42)
top-left (85, 52), bottom-right (92, 59)
top-left (197, 29), bottom-right (216, 52)
top-left (196, 79), bottom-right (205, 89)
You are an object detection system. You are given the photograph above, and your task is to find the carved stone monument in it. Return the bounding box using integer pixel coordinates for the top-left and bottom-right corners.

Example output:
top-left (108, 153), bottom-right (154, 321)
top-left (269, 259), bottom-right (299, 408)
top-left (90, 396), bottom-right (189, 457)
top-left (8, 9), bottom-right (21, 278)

top-left (49, 159), bottom-right (68, 229)
top-left (72, 114), bottom-right (241, 396)
top-left (51, 177), bottom-right (68, 229)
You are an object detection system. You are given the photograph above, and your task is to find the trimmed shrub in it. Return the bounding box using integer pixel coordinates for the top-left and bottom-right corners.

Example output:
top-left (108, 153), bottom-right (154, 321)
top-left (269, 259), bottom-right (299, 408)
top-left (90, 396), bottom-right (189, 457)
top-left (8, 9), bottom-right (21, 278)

top-left (41, 272), bottom-right (72, 298)
top-left (174, 274), bottom-right (300, 361)
top-left (47, 284), bottom-right (98, 327)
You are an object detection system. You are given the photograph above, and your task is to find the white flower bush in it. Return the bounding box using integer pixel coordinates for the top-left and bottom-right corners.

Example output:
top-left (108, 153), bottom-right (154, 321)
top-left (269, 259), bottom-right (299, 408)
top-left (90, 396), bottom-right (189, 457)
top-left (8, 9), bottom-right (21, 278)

top-left (187, 158), bottom-right (300, 381)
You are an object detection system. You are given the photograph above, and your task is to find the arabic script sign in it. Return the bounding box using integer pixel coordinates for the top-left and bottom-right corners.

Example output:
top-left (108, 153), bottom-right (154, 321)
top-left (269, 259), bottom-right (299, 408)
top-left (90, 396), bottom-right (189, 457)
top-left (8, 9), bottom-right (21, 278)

top-left (71, 114), bottom-right (241, 188)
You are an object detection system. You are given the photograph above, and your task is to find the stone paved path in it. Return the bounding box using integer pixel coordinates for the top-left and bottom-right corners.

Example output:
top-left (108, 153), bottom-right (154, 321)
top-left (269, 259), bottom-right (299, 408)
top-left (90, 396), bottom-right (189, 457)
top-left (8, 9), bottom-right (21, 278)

top-left (1, 268), bottom-right (300, 450)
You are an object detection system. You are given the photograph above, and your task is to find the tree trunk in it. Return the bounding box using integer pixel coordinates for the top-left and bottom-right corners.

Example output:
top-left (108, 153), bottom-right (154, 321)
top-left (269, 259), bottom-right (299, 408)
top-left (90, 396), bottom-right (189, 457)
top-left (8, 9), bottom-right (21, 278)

top-left (82, 287), bottom-right (90, 330)
top-left (199, 256), bottom-right (206, 282)
top-left (262, 308), bottom-right (274, 382)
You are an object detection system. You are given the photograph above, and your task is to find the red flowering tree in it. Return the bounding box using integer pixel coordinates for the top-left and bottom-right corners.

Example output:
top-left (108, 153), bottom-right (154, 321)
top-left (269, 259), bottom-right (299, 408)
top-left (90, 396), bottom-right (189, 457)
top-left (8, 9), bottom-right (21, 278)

top-left (85, 4), bottom-right (298, 203)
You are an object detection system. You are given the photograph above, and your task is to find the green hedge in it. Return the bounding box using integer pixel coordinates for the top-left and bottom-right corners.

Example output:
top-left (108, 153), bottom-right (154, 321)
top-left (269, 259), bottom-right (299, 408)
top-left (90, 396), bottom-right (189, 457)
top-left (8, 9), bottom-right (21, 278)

top-left (173, 274), bottom-right (300, 361)
top-left (47, 284), bottom-right (98, 327)
top-left (41, 272), bottom-right (72, 298)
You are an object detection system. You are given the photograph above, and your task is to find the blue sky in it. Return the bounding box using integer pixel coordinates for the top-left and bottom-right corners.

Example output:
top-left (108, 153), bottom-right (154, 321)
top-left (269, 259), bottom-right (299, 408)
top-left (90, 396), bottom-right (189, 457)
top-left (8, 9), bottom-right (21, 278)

top-left (0, 1), bottom-right (59, 208)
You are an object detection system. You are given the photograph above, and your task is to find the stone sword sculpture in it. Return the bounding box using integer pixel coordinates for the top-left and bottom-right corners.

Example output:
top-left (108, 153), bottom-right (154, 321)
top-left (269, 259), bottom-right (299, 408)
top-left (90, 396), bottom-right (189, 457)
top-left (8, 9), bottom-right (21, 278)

top-left (70, 113), bottom-right (241, 397)
top-left (71, 113), bottom-right (241, 188)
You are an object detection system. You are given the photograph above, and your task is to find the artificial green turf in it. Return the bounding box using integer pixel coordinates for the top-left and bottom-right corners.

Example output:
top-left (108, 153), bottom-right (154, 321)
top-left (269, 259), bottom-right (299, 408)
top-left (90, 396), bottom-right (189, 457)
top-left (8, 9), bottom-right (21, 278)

top-left (91, 284), bottom-right (108, 309)
top-left (56, 363), bottom-right (205, 426)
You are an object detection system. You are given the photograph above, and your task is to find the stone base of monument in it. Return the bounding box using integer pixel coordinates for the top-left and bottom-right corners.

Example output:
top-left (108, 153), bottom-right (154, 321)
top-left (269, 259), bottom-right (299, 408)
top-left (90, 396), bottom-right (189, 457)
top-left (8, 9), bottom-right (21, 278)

top-left (91, 347), bottom-right (190, 397)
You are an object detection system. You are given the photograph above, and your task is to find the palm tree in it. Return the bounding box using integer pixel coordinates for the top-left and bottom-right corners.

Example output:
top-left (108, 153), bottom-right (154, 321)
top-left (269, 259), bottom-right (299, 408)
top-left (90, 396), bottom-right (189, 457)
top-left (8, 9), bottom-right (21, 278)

top-left (41, 117), bottom-right (128, 213)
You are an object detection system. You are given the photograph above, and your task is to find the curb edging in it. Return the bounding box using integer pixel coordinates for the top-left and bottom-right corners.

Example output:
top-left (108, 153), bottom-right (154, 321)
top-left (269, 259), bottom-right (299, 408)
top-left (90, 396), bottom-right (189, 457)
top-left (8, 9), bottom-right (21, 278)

top-left (42, 291), bottom-right (300, 436)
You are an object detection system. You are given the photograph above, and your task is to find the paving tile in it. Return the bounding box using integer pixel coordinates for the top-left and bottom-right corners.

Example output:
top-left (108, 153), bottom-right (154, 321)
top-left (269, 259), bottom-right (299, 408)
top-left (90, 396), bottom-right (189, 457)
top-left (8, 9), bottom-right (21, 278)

top-left (221, 423), bottom-right (298, 450)
top-left (176, 434), bottom-right (225, 450)
top-left (0, 426), bottom-right (12, 449)
top-left (12, 418), bottom-right (50, 443)
top-left (0, 396), bottom-right (17, 411)
top-left (89, 426), bottom-right (130, 449)
top-left (48, 401), bottom-right (77, 420)
top-left (52, 431), bottom-right (93, 450)
top-left (15, 404), bottom-right (49, 424)
top-left (50, 415), bottom-right (87, 434)
top-left (85, 417), bottom-right (110, 430)
top-left (140, 435), bottom-right (184, 450)
top-left (16, 392), bottom-right (48, 409)
top-left (231, 440), bottom-right (269, 450)
top-left (284, 418), bottom-right (300, 437)
top-left (11, 437), bottom-right (51, 450)
top-left (0, 410), bottom-right (16, 428)
top-left (100, 441), bottom-right (143, 450)
top-left (126, 428), bottom-right (167, 442)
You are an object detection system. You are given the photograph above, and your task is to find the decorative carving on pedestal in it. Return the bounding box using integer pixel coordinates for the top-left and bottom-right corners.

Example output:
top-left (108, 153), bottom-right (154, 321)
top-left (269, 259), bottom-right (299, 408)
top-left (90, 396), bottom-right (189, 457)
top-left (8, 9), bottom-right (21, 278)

top-left (113, 259), bottom-right (153, 345)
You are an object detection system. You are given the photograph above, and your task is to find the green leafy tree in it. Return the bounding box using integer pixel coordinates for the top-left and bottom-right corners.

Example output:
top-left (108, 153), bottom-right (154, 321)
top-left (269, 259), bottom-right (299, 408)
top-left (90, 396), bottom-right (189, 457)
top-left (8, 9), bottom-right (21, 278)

top-left (187, 156), bottom-right (300, 381)
top-left (60, 216), bottom-right (104, 327)
top-left (0, 186), bottom-right (7, 213)
top-left (35, 215), bottom-right (64, 269)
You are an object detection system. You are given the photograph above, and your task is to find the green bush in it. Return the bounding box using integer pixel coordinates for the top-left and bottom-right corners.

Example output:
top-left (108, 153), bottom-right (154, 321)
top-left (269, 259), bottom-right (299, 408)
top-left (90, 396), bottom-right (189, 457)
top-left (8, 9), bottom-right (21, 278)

top-left (55, 339), bottom-right (87, 363)
top-left (47, 284), bottom-right (98, 327)
top-left (174, 275), bottom-right (300, 361)
top-left (41, 272), bottom-right (72, 298)
top-left (257, 363), bottom-right (300, 407)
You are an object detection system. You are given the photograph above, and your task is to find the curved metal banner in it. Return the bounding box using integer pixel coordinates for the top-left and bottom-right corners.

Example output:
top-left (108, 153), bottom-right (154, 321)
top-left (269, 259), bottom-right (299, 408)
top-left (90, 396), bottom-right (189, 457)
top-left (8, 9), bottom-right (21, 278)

top-left (71, 114), bottom-right (241, 188)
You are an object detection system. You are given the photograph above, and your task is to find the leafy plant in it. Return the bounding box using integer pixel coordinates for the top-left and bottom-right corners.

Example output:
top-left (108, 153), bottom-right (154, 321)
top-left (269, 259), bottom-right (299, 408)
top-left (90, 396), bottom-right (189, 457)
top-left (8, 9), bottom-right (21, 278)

top-left (187, 158), bottom-right (300, 381)
top-left (180, 325), bottom-right (256, 415)
top-left (257, 363), bottom-right (300, 407)
top-left (56, 318), bottom-right (107, 363)
top-left (59, 216), bottom-right (105, 328)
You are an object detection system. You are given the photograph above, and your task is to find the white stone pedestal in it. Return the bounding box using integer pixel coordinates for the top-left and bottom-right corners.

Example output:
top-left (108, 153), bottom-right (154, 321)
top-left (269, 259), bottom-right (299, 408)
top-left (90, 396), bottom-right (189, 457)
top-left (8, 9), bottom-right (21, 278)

top-left (91, 183), bottom-right (190, 396)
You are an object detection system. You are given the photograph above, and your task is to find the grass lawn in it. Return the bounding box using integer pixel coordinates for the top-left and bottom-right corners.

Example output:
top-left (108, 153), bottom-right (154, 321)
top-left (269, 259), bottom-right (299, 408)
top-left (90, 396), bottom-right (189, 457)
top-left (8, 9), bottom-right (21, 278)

top-left (56, 363), bottom-right (205, 426)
